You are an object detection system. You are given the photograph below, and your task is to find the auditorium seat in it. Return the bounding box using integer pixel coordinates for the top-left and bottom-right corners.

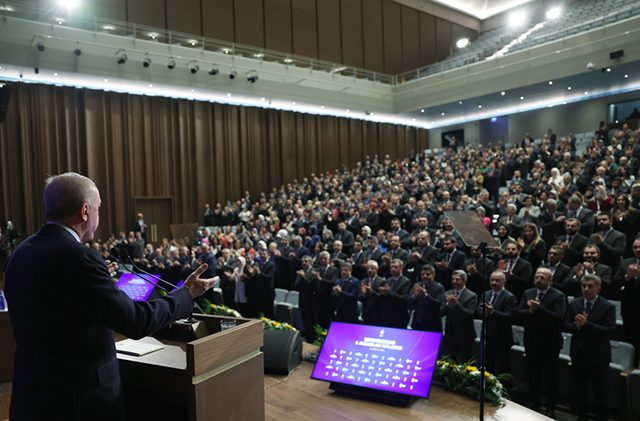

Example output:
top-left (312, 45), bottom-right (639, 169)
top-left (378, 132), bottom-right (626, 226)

top-left (627, 369), bottom-right (640, 420)
top-left (609, 341), bottom-right (636, 412)
top-left (285, 290), bottom-right (299, 306)
top-left (274, 288), bottom-right (288, 303)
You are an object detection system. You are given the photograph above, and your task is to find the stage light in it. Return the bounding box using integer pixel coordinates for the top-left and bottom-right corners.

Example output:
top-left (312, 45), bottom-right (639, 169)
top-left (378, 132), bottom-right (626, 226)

top-left (188, 61), bottom-right (199, 74)
top-left (546, 7), bottom-right (561, 19)
top-left (509, 11), bottom-right (526, 27)
top-left (116, 49), bottom-right (127, 64)
top-left (167, 57), bottom-right (176, 69)
top-left (209, 65), bottom-right (219, 76)
top-left (74, 48), bottom-right (82, 56)
top-left (229, 67), bottom-right (237, 80)
top-left (247, 71), bottom-right (258, 84)
top-left (36, 42), bottom-right (45, 52)
top-left (456, 38), bottom-right (470, 49)
top-left (142, 55), bottom-right (151, 68)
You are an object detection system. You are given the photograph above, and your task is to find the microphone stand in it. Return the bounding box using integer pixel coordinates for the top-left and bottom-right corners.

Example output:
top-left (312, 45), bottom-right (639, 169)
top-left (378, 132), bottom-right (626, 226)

top-left (478, 241), bottom-right (488, 421)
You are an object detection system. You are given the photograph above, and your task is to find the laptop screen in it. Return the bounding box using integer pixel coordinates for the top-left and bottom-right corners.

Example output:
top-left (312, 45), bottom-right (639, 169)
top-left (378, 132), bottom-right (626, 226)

top-left (115, 273), bottom-right (157, 301)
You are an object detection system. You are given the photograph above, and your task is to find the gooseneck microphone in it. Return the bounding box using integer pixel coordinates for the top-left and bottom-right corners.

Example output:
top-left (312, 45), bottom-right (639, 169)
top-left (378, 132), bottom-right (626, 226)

top-left (110, 247), bottom-right (170, 294)
top-left (119, 248), bottom-right (179, 291)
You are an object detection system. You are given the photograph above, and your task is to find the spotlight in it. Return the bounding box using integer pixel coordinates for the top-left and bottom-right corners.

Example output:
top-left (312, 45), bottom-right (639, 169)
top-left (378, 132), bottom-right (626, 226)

top-left (36, 42), bottom-right (45, 52)
top-left (188, 61), bottom-right (199, 74)
top-left (34, 67), bottom-right (39, 74)
top-left (229, 67), bottom-right (237, 79)
top-left (116, 49), bottom-right (127, 64)
top-left (142, 55), bottom-right (151, 68)
top-left (456, 38), bottom-right (469, 49)
top-left (247, 71), bottom-right (258, 84)
top-left (209, 65), bottom-right (219, 76)
top-left (167, 57), bottom-right (176, 70)
top-left (74, 48), bottom-right (82, 56)
top-left (546, 7), bottom-right (561, 19)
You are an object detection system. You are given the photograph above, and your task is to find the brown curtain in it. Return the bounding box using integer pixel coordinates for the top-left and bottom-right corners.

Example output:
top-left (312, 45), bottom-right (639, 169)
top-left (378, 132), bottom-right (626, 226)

top-left (0, 82), bottom-right (428, 239)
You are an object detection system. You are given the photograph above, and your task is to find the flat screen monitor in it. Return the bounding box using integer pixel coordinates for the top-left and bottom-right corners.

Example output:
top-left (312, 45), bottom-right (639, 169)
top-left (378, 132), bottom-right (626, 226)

top-left (311, 322), bottom-right (442, 399)
top-left (116, 273), bottom-right (158, 301)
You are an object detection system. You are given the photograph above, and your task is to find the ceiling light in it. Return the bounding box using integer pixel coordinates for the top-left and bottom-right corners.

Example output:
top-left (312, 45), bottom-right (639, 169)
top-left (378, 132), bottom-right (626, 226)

top-left (606, 68), bottom-right (611, 72)
top-left (421, 109), bottom-right (425, 113)
top-left (187, 61), bottom-right (199, 74)
top-left (53, 72), bottom-right (58, 76)
top-left (459, 101), bottom-right (463, 105)
top-left (456, 38), bottom-right (470, 49)
top-left (568, 87), bottom-right (572, 90)
top-left (346, 109), bottom-right (350, 112)
top-left (501, 91), bottom-right (506, 96)
top-left (548, 81), bottom-right (553, 85)
top-left (150, 33), bottom-right (157, 39)
top-left (116, 49), bottom-right (127, 64)
top-left (478, 105), bottom-right (482, 108)
top-left (412, 118), bottom-right (416, 121)
top-left (148, 84), bottom-right (153, 87)
top-left (509, 11), bottom-right (526, 27)
top-left (142, 54), bottom-right (151, 68)
top-left (222, 48), bottom-right (231, 54)
top-left (441, 113), bottom-right (445, 116)
top-left (584, 91), bottom-right (588, 94)
top-left (229, 67), bottom-right (237, 79)
top-left (104, 78), bottom-right (108, 82)
top-left (546, 7), bottom-right (561, 19)
top-left (320, 106), bottom-right (325, 109)
top-left (58, 0), bottom-right (79, 7)
top-left (520, 96), bottom-right (524, 100)
top-left (292, 102), bottom-right (296, 105)
top-left (247, 71), bottom-right (258, 84)
top-left (625, 74), bottom-right (629, 78)
top-left (167, 57), bottom-right (176, 70)
top-left (284, 58), bottom-right (293, 64)
top-left (261, 97), bottom-right (265, 101)
top-left (209, 65), bottom-right (219, 76)
top-left (227, 93), bottom-right (232, 97)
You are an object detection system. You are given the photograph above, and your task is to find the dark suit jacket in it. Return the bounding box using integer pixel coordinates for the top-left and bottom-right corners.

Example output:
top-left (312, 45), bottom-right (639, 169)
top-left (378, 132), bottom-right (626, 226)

top-left (405, 245), bottom-right (439, 282)
top-left (333, 276), bottom-right (361, 323)
top-left (564, 296), bottom-right (616, 362)
top-left (334, 230), bottom-right (355, 255)
top-left (538, 211), bottom-right (566, 247)
top-left (589, 229), bottom-right (626, 274)
top-left (516, 287), bottom-right (567, 353)
top-left (614, 257), bottom-right (640, 303)
top-left (464, 257), bottom-right (495, 297)
top-left (566, 262), bottom-right (613, 297)
top-left (359, 275), bottom-right (388, 326)
top-left (435, 249), bottom-right (467, 291)
top-left (476, 289), bottom-right (517, 348)
top-left (556, 233), bottom-right (589, 268)
top-left (570, 207), bottom-right (596, 236)
top-left (504, 257), bottom-right (533, 302)
top-left (440, 288), bottom-right (478, 359)
top-left (410, 281), bottom-right (445, 332)
top-left (257, 258), bottom-right (276, 298)
top-left (363, 247), bottom-right (384, 265)
top-left (382, 275), bottom-right (411, 328)
top-left (541, 262), bottom-right (572, 292)
top-left (4, 224), bottom-right (192, 420)
top-left (498, 215), bottom-right (525, 238)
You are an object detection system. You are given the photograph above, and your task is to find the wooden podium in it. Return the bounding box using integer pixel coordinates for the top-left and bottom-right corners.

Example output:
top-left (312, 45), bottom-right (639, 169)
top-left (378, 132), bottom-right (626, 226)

top-left (116, 314), bottom-right (265, 421)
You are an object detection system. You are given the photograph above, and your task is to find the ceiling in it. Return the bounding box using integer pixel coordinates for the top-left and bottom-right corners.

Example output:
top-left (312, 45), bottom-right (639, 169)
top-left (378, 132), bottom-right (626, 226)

top-left (428, 0), bottom-right (533, 19)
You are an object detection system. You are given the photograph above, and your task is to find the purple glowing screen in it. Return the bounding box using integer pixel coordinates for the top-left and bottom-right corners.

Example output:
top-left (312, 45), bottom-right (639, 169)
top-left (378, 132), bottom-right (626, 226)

top-left (311, 322), bottom-right (442, 399)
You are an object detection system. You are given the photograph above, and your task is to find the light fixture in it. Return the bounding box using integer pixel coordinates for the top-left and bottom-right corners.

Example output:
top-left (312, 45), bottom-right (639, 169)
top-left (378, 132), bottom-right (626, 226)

top-left (501, 91), bottom-right (506, 96)
top-left (478, 105), bottom-right (482, 108)
top-left (167, 57), bottom-right (176, 70)
top-left (606, 68), bottom-right (611, 72)
top-left (625, 74), bottom-right (629, 78)
top-left (116, 49), bottom-right (127, 64)
top-left (568, 86), bottom-right (572, 90)
top-left (229, 67), bottom-right (237, 79)
top-left (548, 81), bottom-right (553, 85)
top-left (188, 61), bottom-right (199, 74)
top-left (247, 71), bottom-right (258, 84)
top-left (441, 112), bottom-right (445, 116)
top-left (142, 54), bottom-right (151, 68)
top-left (509, 11), bottom-right (526, 27)
top-left (546, 7), bottom-right (561, 19)
top-left (58, 0), bottom-right (79, 7)
top-left (261, 97), bottom-right (266, 101)
top-left (520, 96), bottom-right (524, 100)
top-left (421, 109), bottom-right (425, 113)
top-left (36, 42), bottom-right (45, 52)
top-left (456, 38), bottom-right (470, 49)
top-left (209, 65), bottom-right (219, 76)
top-left (459, 101), bottom-right (463, 104)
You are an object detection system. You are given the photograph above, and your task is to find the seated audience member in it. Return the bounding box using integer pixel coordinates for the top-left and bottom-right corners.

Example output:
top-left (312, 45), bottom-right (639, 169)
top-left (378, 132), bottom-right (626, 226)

top-left (498, 203), bottom-right (524, 238)
top-left (440, 270), bottom-right (478, 364)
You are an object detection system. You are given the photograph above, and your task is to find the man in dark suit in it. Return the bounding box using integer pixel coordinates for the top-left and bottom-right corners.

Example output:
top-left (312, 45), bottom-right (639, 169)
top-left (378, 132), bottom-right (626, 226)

top-left (564, 274), bottom-right (616, 421)
top-left (464, 245), bottom-right (495, 297)
top-left (498, 240), bottom-right (533, 302)
top-left (4, 172), bottom-right (218, 421)
top-left (349, 239), bottom-right (367, 280)
top-left (359, 260), bottom-right (388, 326)
top-left (256, 249), bottom-right (276, 319)
top-left (588, 212), bottom-right (625, 276)
top-left (538, 199), bottom-right (566, 248)
top-left (434, 235), bottom-right (467, 291)
top-left (566, 245), bottom-right (613, 298)
top-left (410, 265), bottom-right (445, 332)
top-left (362, 235), bottom-right (384, 266)
top-left (379, 259), bottom-right (411, 329)
top-left (334, 221), bottom-right (355, 255)
top-left (440, 270), bottom-right (478, 364)
top-left (379, 235), bottom-right (410, 278)
top-left (273, 234), bottom-right (295, 289)
top-left (295, 255), bottom-right (318, 342)
top-left (333, 262), bottom-right (361, 323)
top-left (405, 231), bottom-right (439, 283)
top-left (289, 235), bottom-right (310, 273)
top-left (313, 251), bottom-right (339, 329)
top-left (566, 195), bottom-right (595, 236)
top-left (556, 218), bottom-right (589, 268)
top-left (476, 271), bottom-right (517, 376)
top-left (613, 238), bottom-right (640, 362)
top-left (498, 203), bottom-right (525, 239)
top-left (389, 217), bottom-right (411, 249)
top-left (517, 267), bottom-right (567, 418)
top-left (540, 245), bottom-right (572, 292)
top-left (330, 240), bottom-right (349, 263)
top-left (133, 212), bottom-right (147, 243)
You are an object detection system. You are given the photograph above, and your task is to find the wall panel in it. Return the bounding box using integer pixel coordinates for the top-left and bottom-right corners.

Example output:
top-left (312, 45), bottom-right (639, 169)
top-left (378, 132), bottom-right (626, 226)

top-left (167, 0), bottom-right (202, 36)
top-left (291, 0), bottom-right (318, 58)
top-left (88, 0), bottom-right (127, 22)
top-left (435, 17), bottom-right (451, 62)
top-left (382, 0), bottom-right (402, 74)
top-left (202, 0), bottom-right (234, 41)
top-left (265, 0), bottom-right (293, 53)
top-left (234, 0), bottom-right (265, 47)
top-left (419, 13), bottom-right (436, 66)
top-left (401, 6), bottom-right (420, 74)
top-left (362, 0), bottom-right (384, 73)
top-left (127, 0), bottom-right (166, 29)
top-left (317, 0), bottom-right (342, 64)
top-left (340, 0), bottom-right (364, 69)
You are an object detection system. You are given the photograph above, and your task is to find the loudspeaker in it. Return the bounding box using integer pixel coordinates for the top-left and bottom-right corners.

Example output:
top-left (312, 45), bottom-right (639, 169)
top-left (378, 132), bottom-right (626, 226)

top-left (610, 49), bottom-right (624, 60)
top-left (0, 83), bottom-right (11, 124)
top-left (261, 330), bottom-right (302, 374)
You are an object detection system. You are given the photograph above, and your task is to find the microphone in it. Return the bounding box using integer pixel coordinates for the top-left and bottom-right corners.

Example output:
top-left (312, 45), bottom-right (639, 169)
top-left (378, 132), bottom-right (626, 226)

top-left (119, 248), bottom-right (179, 292)
top-left (110, 247), bottom-right (169, 294)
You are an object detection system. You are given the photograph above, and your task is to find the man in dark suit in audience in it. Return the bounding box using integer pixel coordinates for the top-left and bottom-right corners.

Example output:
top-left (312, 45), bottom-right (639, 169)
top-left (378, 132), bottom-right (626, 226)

top-left (540, 246), bottom-right (572, 292)
top-left (314, 251), bottom-right (339, 329)
top-left (498, 240), bottom-right (533, 302)
top-left (362, 235), bottom-right (384, 266)
top-left (435, 235), bottom-right (467, 291)
top-left (538, 199), bottom-right (566, 248)
top-left (498, 203), bottom-right (525, 239)
top-left (566, 195), bottom-right (595, 236)
top-left (379, 259), bottom-right (411, 328)
top-left (614, 238), bottom-right (640, 363)
top-left (333, 262), bottom-right (361, 323)
top-left (379, 235), bottom-right (410, 278)
top-left (566, 245), bottom-right (613, 297)
top-left (564, 274), bottom-right (616, 421)
top-left (440, 270), bottom-right (478, 364)
top-left (556, 218), bottom-right (589, 268)
top-left (334, 221), bottom-right (355, 255)
top-left (359, 260), bottom-right (388, 326)
top-left (410, 265), bottom-right (445, 332)
top-left (464, 245), bottom-right (495, 297)
top-left (256, 249), bottom-right (276, 319)
top-left (588, 212), bottom-right (625, 276)
top-left (330, 240), bottom-right (349, 263)
top-left (406, 231), bottom-right (439, 283)
top-left (4, 172), bottom-right (218, 421)
top-left (476, 271), bottom-right (517, 376)
top-left (349, 239), bottom-right (367, 280)
top-left (296, 255), bottom-right (319, 342)
top-left (517, 267), bottom-right (567, 418)
top-left (389, 217), bottom-right (411, 249)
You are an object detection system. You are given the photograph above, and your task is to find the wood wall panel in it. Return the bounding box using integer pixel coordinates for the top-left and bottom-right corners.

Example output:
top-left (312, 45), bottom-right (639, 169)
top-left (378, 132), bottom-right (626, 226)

top-left (419, 13), bottom-right (436, 66)
top-left (316, 0), bottom-right (342, 64)
top-left (167, 0), bottom-right (202, 36)
top-left (382, 0), bottom-right (402, 74)
top-left (451, 23), bottom-right (466, 51)
top-left (87, 0), bottom-right (127, 22)
top-left (362, 0), bottom-right (384, 73)
top-left (401, 6), bottom-right (420, 74)
top-left (340, 0), bottom-right (364, 69)
top-left (435, 17), bottom-right (451, 62)
top-left (234, 0), bottom-right (265, 47)
top-left (265, 0), bottom-right (293, 53)
top-left (127, 0), bottom-right (166, 29)
top-left (291, 0), bottom-right (318, 58)
top-left (202, 0), bottom-right (234, 41)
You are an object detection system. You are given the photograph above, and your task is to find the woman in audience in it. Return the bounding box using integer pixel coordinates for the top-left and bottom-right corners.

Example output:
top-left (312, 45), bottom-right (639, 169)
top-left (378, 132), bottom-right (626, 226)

top-left (518, 223), bottom-right (546, 270)
top-left (612, 193), bottom-right (638, 257)
top-left (587, 184), bottom-right (614, 214)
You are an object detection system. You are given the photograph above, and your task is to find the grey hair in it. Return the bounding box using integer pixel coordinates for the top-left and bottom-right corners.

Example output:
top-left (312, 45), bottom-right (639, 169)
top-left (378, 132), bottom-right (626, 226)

top-left (44, 172), bottom-right (98, 220)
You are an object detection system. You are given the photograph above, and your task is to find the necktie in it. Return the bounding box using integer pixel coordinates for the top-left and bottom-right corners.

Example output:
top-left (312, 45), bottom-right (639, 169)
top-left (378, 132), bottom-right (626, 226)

top-left (391, 250), bottom-right (395, 259)
top-left (391, 278), bottom-right (397, 289)
top-left (321, 267), bottom-right (325, 276)
top-left (585, 301), bottom-right (592, 314)
top-left (568, 235), bottom-right (574, 244)
top-left (506, 259), bottom-right (512, 273)
top-left (537, 291), bottom-right (544, 301)
top-left (490, 292), bottom-right (498, 305)
top-left (455, 290), bottom-right (460, 297)
top-left (369, 278), bottom-right (374, 286)
top-left (447, 253), bottom-right (452, 264)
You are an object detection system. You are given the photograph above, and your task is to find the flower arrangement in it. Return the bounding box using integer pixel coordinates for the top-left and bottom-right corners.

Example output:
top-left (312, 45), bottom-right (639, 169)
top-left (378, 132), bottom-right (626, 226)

top-left (312, 325), bottom-right (328, 348)
top-left (203, 300), bottom-right (243, 318)
top-left (434, 357), bottom-right (510, 406)
top-left (261, 316), bottom-right (297, 332)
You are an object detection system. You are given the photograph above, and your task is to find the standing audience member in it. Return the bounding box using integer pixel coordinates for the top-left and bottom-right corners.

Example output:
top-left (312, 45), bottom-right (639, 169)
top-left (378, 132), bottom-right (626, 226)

top-left (440, 270), bottom-right (478, 364)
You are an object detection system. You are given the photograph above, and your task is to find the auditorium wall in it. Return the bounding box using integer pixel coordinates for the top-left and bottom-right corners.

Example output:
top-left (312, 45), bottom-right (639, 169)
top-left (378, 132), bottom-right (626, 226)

top-left (28, 0), bottom-right (479, 75)
top-left (0, 83), bottom-right (428, 238)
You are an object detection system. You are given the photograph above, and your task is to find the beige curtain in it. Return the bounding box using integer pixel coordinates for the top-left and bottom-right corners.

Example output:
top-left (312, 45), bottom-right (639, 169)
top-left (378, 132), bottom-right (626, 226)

top-left (0, 82), bottom-right (428, 239)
